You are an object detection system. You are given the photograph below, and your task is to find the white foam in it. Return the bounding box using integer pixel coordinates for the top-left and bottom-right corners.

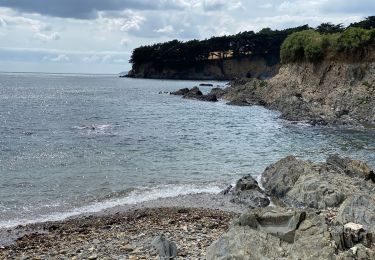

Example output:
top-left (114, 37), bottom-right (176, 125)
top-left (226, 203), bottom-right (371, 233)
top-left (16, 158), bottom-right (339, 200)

top-left (0, 183), bottom-right (222, 229)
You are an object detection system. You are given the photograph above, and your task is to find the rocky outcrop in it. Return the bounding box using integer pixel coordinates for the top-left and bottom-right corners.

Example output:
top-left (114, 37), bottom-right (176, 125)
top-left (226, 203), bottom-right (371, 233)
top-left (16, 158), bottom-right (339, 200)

top-left (221, 61), bottom-right (375, 126)
top-left (208, 156), bottom-right (375, 259)
top-left (261, 155), bottom-right (374, 209)
top-left (171, 87), bottom-right (218, 102)
top-left (127, 56), bottom-right (280, 80)
top-left (225, 175), bottom-right (270, 208)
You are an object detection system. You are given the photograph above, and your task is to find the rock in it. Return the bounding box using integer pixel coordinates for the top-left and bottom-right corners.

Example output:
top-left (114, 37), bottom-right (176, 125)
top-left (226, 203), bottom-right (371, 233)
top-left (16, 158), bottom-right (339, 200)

top-left (261, 156), bottom-right (374, 209)
top-left (151, 234), bottom-right (177, 259)
top-left (180, 87), bottom-right (218, 102)
top-left (336, 195), bottom-right (375, 234)
top-left (209, 88), bottom-right (227, 98)
top-left (170, 88), bottom-right (189, 95)
top-left (327, 155), bottom-right (375, 182)
top-left (236, 207), bottom-right (306, 243)
top-left (207, 207), bottom-right (335, 260)
top-left (88, 254), bottom-right (97, 260)
top-left (199, 83), bottom-right (213, 87)
top-left (185, 86), bottom-right (202, 96)
top-left (230, 175), bottom-right (270, 208)
top-left (261, 156), bottom-right (312, 198)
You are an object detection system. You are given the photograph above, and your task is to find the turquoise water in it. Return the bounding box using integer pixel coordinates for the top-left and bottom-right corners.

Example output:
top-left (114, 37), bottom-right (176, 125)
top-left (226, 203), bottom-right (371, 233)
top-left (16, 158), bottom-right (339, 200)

top-left (0, 73), bottom-right (374, 227)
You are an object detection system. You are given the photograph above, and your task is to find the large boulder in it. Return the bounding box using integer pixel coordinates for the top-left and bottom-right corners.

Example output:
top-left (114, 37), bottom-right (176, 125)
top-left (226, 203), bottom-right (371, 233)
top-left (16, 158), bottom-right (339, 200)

top-left (261, 156), bottom-right (374, 209)
top-left (207, 207), bottom-right (335, 260)
top-left (227, 175), bottom-right (270, 208)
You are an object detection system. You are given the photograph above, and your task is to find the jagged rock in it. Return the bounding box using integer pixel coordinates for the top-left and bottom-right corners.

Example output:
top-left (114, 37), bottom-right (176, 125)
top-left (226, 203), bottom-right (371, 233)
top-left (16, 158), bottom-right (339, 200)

top-left (229, 175), bottom-right (270, 208)
top-left (336, 195), bottom-right (375, 234)
top-left (151, 234), bottom-right (177, 260)
top-left (337, 244), bottom-right (375, 260)
top-left (207, 208), bottom-right (335, 260)
top-left (261, 156), bottom-right (374, 209)
top-left (170, 88), bottom-right (189, 95)
top-left (327, 155), bottom-right (375, 182)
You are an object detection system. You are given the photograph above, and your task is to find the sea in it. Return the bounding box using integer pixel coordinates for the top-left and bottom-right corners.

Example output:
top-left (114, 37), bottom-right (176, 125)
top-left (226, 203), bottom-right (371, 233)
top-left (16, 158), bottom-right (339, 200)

top-left (1, 72), bottom-right (374, 228)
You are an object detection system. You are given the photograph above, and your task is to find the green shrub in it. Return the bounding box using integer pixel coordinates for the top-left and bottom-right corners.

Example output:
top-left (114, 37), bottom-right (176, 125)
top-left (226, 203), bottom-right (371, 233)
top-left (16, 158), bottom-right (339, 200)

top-left (336, 27), bottom-right (375, 53)
top-left (281, 30), bottom-right (324, 63)
top-left (281, 28), bottom-right (375, 63)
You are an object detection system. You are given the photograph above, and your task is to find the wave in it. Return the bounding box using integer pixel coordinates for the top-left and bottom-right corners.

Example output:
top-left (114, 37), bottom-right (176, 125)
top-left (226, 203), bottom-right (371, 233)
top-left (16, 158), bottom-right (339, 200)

top-left (0, 183), bottom-right (222, 229)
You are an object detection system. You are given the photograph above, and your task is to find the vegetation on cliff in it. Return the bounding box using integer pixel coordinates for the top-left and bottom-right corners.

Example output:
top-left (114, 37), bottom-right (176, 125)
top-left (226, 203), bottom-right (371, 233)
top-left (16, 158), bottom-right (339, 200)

top-left (129, 16), bottom-right (375, 76)
top-left (281, 17), bottom-right (375, 63)
top-left (129, 25), bottom-right (309, 72)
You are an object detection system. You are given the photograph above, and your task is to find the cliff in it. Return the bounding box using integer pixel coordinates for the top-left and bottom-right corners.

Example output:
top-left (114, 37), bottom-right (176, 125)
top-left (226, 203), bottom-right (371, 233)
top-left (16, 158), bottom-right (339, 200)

top-left (216, 58), bottom-right (375, 126)
top-left (127, 56), bottom-right (280, 80)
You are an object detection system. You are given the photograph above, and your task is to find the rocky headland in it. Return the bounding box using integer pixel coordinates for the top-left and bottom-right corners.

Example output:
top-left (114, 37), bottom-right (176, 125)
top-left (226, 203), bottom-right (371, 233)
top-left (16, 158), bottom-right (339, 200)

top-left (218, 61), bottom-right (375, 127)
top-left (170, 59), bottom-right (375, 127)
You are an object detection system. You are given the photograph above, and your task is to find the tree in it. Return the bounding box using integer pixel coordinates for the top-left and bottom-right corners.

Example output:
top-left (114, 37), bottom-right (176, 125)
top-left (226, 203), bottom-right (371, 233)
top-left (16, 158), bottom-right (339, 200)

top-left (316, 23), bottom-right (344, 34)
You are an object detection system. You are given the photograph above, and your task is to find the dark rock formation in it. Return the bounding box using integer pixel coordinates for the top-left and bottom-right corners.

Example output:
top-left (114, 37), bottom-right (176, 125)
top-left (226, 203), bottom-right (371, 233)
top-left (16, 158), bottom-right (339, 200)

top-left (226, 175), bottom-right (270, 208)
top-left (170, 88), bottom-right (189, 95)
top-left (171, 87), bottom-right (218, 102)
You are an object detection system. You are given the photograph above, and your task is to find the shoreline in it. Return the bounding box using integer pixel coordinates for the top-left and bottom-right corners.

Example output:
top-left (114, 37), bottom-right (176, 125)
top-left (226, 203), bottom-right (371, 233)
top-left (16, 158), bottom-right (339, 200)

top-left (0, 193), bottom-right (246, 258)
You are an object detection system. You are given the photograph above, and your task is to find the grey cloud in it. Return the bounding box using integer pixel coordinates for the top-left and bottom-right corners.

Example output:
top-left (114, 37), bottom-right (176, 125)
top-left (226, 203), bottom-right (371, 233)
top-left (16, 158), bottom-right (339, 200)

top-left (0, 0), bottom-right (190, 19)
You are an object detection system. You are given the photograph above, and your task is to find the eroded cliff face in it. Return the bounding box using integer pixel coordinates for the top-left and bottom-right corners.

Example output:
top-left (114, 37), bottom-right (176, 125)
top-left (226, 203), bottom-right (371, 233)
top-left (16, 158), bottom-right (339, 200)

top-left (127, 56), bottom-right (280, 80)
top-left (222, 61), bottom-right (375, 126)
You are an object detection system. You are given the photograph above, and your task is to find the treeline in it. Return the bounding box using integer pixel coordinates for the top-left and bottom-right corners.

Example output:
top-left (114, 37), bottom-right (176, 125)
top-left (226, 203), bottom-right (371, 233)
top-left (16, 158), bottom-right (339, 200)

top-left (281, 17), bottom-right (375, 63)
top-left (129, 25), bottom-right (310, 70)
top-left (129, 16), bottom-right (375, 70)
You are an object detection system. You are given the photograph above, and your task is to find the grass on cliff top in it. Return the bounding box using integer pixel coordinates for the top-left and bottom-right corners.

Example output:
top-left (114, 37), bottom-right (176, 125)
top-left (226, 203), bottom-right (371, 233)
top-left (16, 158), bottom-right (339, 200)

top-left (281, 28), bottom-right (375, 63)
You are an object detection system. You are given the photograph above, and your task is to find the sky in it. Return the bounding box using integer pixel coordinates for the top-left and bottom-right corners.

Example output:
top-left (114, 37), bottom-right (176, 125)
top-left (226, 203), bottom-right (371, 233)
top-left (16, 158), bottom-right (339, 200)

top-left (0, 0), bottom-right (374, 74)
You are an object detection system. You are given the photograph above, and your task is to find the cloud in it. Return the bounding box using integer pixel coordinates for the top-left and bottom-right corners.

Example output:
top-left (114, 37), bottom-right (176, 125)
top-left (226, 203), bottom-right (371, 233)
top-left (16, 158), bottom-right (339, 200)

top-left (202, 0), bottom-right (244, 11)
top-left (99, 10), bottom-right (146, 32)
top-left (260, 3), bottom-right (273, 9)
top-left (0, 0), bottom-right (194, 19)
top-left (46, 54), bottom-right (70, 62)
top-left (154, 25), bottom-right (174, 33)
top-left (34, 32), bottom-right (60, 42)
top-left (0, 8), bottom-right (60, 42)
top-left (120, 38), bottom-right (129, 46)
